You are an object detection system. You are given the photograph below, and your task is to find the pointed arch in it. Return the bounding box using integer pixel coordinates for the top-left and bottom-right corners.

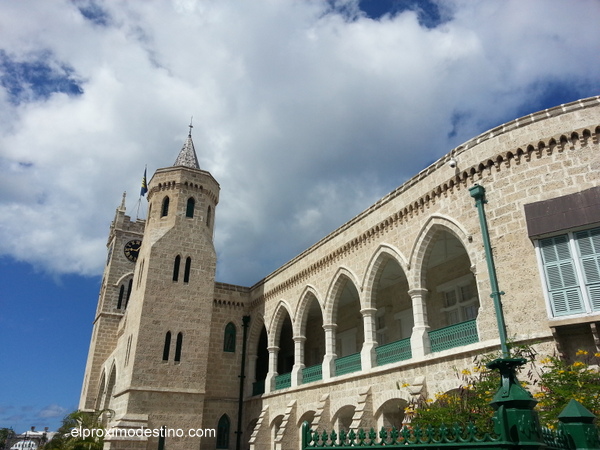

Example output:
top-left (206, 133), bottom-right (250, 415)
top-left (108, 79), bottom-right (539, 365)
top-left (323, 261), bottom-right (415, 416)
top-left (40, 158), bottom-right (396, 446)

top-left (185, 197), bottom-right (195, 218)
top-left (183, 257), bottom-right (191, 283)
top-left (408, 215), bottom-right (475, 288)
top-left (224, 322), bottom-right (236, 352)
top-left (172, 255), bottom-right (181, 281)
top-left (103, 362), bottom-right (117, 411)
top-left (267, 300), bottom-right (295, 347)
top-left (293, 285), bottom-right (324, 336)
top-left (216, 414), bottom-right (230, 449)
top-left (362, 244), bottom-right (409, 310)
top-left (162, 331), bottom-right (172, 361)
top-left (174, 332), bottom-right (183, 362)
top-left (161, 196), bottom-right (170, 217)
top-left (324, 267), bottom-right (362, 324)
top-left (95, 370), bottom-right (107, 410)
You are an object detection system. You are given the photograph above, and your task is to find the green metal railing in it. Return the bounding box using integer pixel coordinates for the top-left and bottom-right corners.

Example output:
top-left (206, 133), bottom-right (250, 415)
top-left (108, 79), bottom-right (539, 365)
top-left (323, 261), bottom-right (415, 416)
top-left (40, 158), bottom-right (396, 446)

top-left (375, 337), bottom-right (412, 366)
top-left (429, 319), bottom-right (478, 353)
top-left (302, 364), bottom-right (323, 383)
top-left (335, 352), bottom-right (362, 376)
top-left (274, 372), bottom-right (291, 390)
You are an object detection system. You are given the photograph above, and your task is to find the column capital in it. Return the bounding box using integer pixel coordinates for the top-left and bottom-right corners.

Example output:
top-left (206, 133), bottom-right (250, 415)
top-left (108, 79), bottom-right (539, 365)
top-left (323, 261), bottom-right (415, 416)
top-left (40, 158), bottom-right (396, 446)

top-left (267, 345), bottom-right (280, 353)
top-left (322, 323), bottom-right (337, 331)
top-left (360, 307), bottom-right (377, 316)
top-left (408, 288), bottom-right (428, 297)
top-left (293, 335), bottom-right (307, 343)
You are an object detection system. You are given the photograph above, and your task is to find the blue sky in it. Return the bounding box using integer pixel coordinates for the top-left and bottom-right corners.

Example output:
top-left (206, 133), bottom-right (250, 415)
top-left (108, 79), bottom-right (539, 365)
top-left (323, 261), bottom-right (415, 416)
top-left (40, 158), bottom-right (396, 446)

top-left (0, 0), bottom-right (599, 433)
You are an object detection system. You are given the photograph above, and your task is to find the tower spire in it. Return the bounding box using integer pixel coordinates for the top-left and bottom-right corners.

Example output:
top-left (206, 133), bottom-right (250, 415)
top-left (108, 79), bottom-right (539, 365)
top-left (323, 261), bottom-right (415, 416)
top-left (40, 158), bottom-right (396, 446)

top-left (173, 119), bottom-right (200, 169)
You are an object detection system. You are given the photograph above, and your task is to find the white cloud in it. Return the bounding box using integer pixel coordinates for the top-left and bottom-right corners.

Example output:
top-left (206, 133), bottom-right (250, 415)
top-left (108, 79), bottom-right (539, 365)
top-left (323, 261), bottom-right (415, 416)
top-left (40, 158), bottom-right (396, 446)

top-left (0, 0), bottom-right (598, 284)
top-left (38, 404), bottom-right (67, 419)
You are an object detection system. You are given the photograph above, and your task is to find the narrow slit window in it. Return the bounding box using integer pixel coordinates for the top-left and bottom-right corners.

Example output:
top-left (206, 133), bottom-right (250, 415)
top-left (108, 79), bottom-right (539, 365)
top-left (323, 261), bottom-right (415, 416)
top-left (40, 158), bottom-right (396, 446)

top-left (161, 196), bottom-right (170, 217)
top-left (174, 332), bottom-right (183, 362)
top-left (162, 332), bottom-right (171, 361)
top-left (173, 255), bottom-right (181, 282)
top-left (124, 279), bottom-right (133, 309)
top-left (117, 285), bottom-right (125, 309)
top-left (184, 257), bottom-right (191, 283)
top-left (207, 205), bottom-right (212, 227)
top-left (186, 197), bottom-right (195, 218)
top-left (224, 322), bottom-right (236, 352)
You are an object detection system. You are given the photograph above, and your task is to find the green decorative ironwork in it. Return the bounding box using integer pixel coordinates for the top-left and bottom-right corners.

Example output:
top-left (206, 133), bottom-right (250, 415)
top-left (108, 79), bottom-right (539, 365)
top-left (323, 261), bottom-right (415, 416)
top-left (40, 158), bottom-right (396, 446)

top-left (274, 372), bottom-right (291, 390)
top-left (375, 337), bottom-right (412, 366)
top-left (335, 352), bottom-right (361, 376)
top-left (429, 319), bottom-right (478, 352)
top-left (302, 364), bottom-right (323, 383)
top-left (252, 380), bottom-right (265, 396)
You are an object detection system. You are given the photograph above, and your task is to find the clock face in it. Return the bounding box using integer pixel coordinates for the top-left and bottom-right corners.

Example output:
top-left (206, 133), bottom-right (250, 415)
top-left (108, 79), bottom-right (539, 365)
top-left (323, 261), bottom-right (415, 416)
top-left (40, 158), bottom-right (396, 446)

top-left (124, 239), bottom-right (142, 262)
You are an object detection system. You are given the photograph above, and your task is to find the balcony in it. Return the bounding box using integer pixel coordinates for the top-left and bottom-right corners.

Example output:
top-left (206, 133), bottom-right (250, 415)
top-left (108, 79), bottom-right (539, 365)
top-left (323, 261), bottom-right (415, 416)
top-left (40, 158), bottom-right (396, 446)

top-left (429, 319), bottom-right (478, 353)
top-left (274, 372), bottom-right (291, 390)
top-left (302, 364), bottom-right (323, 383)
top-left (375, 337), bottom-right (412, 366)
top-left (335, 352), bottom-right (361, 376)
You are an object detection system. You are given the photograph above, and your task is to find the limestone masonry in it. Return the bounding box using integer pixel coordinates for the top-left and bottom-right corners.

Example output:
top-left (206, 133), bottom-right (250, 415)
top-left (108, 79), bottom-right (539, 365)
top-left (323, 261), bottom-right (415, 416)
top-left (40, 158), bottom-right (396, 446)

top-left (80, 97), bottom-right (600, 449)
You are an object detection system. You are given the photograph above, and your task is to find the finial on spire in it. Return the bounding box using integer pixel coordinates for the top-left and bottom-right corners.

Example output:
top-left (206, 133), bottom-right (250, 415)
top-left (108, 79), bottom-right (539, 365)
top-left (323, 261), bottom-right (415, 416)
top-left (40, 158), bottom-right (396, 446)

top-left (188, 116), bottom-right (193, 137)
top-left (118, 191), bottom-right (127, 212)
top-left (174, 120), bottom-right (200, 169)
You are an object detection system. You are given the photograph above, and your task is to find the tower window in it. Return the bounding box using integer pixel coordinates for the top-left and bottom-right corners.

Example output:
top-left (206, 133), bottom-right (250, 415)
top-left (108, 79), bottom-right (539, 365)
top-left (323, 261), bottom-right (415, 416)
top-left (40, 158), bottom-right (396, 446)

top-left (186, 197), bottom-right (195, 218)
top-left (184, 257), bottom-right (191, 283)
top-left (161, 196), bottom-right (170, 217)
top-left (216, 415), bottom-right (230, 449)
top-left (124, 279), bottom-right (133, 309)
top-left (163, 332), bottom-right (171, 361)
top-left (175, 332), bottom-right (183, 362)
top-left (207, 205), bottom-right (212, 227)
top-left (224, 322), bottom-right (236, 352)
top-left (117, 285), bottom-right (125, 309)
top-left (173, 255), bottom-right (181, 282)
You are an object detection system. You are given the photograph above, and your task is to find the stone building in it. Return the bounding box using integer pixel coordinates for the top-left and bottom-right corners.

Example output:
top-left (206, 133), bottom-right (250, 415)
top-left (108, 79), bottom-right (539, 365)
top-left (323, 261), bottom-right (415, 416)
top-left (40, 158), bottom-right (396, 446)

top-left (79, 96), bottom-right (600, 449)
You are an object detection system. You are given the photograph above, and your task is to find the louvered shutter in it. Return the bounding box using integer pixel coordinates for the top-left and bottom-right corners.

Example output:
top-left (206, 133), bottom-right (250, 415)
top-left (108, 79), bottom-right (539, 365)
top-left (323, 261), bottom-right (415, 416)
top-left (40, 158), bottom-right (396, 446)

top-left (575, 227), bottom-right (600, 311)
top-left (539, 235), bottom-right (584, 316)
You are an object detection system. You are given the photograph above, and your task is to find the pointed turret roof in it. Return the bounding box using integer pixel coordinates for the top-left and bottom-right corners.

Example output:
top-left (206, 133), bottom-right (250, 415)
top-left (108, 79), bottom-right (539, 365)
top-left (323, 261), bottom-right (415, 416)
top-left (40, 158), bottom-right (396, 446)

top-left (173, 122), bottom-right (200, 169)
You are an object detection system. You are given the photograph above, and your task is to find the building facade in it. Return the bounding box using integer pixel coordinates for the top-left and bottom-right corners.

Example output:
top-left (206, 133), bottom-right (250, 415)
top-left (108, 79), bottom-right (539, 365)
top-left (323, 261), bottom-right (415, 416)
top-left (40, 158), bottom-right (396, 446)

top-left (80, 97), bottom-right (600, 449)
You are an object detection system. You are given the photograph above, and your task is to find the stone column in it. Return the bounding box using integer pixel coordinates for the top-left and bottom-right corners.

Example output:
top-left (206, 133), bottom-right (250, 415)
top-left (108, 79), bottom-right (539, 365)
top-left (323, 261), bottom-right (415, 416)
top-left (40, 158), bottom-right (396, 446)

top-left (322, 324), bottom-right (337, 379)
top-left (408, 288), bottom-right (430, 358)
top-left (291, 335), bottom-right (306, 387)
top-left (360, 307), bottom-right (377, 370)
top-left (246, 354), bottom-right (258, 396)
top-left (265, 345), bottom-right (279, 393)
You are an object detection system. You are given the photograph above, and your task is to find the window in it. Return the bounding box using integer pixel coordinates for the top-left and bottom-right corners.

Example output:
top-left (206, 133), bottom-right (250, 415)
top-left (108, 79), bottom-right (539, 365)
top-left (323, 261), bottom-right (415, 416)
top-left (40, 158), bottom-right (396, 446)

top-left (173, 255), bottom-right (181, 281)
top-left (437, 275), bottom-right (479, 326)
top-left (216, 415), bottom-right (230, 449)
top-left (163, 332), bottom-right (171, 361)
top-left (175, 332), bottom-right (183, 362)
top-left (117, 285), bottom-right (125, 309)
top-left (124, 279), bottom-right (133, 309)
top-left (186, 197), bottom-right (195, 218)
top-left (161, 196), bottom-right (170, 217)
top-left (183, 257), bottom-right (191, 283)
top-left (224, 323), bottom-right (236, 352)
top-left (537, 227), bottom-right (600, 317)
top-left (207, 205), bottom-right (212, 227)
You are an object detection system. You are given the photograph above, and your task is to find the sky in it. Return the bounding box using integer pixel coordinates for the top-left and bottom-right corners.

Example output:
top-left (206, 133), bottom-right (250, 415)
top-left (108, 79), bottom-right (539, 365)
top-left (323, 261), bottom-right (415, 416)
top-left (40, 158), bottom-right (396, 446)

top-left (0, 0), bottom-right (598, 434)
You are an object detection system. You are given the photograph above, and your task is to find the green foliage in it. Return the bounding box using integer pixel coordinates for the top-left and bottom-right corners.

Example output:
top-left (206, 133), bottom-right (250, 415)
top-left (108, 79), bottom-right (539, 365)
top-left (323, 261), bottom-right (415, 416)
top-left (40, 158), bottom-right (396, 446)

top-left (535, 350), bottom-right (600, 428)
top-left (0, 428), bottom-right (16, 450)
top-left (403, 348), bottom-right (600, 433)
top-left (42, 409), bottom-right (112, 450)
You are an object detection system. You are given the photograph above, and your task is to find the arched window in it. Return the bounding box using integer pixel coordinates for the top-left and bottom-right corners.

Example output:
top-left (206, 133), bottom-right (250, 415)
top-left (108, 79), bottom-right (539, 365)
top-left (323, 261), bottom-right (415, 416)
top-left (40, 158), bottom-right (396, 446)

top-left (175, 332), bottom-right (183, 362)
top-left (161, 196), bottom-right (170, 217)
top-left (117, 284), bottom-right (125, 309)
top-left (207, 205), bottom-right (212, 227)
top-left (216, 415), bottom-right (230, 449)
top-left (224, 322), bottom-right (236, 352)
top-left (186, 197), bottom-right (195, 218)
top-left (173, 255), bottom-right (181, 281)
top-left (183, 257), bottom-right (191, 283)
top-left (163, 332), bottom-right (171, 361)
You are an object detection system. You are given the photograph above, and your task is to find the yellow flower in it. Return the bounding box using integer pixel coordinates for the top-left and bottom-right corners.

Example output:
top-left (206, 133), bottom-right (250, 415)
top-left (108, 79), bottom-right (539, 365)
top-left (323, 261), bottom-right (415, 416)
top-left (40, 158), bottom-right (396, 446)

top-left (401, 382), bottom-right (410, 388)
top-left (461, 369), bottom-right (471, 375)
top-left (576, 349), bottom-right (588, 356)
top-left (594, 352), bottom-right (600, 358)
top-left (572, 361), bottom-right (585, 368)
top-left (533, 392), bottom-right (545, 398)
top-left (540, 357), bottom-right (551, 364)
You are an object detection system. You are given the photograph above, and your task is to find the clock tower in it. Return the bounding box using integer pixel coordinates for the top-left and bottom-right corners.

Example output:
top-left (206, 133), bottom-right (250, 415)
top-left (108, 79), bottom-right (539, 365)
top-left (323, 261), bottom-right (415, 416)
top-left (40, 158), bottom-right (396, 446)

top-left (80, 127), bottom-right (220, 449)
